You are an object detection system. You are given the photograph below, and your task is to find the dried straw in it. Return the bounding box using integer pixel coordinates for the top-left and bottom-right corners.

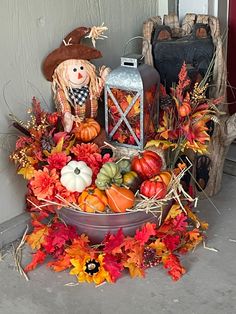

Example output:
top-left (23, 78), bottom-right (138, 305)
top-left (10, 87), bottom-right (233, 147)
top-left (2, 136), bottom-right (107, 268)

top-left (128, 164), bottom-right (197, 219)
top-left (0, 251), bottom-right (8, 262)
top-left (12, 225), bottom-right (29, 281)
top-left (36, 164), bottom-right (197, 220)
top-left (203, 241), bottom-right (219, 253)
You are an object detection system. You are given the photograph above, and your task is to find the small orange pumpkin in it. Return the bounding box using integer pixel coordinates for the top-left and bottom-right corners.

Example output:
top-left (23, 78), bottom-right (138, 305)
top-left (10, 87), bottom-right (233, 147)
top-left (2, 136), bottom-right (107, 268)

top-left (156, 171), bottom-right (172, 187)
top-left (105, 184), bottom-right (135, 213)
top-left (178, 101), bottom-right (191, 117)
top-left (74, 118), bottom-right (101, 142)
top-left (78, 187), bottom-right (108, 213)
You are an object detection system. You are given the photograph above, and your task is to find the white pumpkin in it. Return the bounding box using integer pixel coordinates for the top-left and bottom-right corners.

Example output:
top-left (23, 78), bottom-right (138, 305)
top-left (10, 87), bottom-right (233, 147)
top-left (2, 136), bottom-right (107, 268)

top-left (60, 161), bottom-right (93, 192)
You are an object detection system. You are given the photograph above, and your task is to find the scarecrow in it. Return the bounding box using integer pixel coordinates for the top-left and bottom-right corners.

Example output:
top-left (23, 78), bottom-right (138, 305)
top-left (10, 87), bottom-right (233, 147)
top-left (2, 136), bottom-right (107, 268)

top-left (42, 25), bottom-right (109, 143)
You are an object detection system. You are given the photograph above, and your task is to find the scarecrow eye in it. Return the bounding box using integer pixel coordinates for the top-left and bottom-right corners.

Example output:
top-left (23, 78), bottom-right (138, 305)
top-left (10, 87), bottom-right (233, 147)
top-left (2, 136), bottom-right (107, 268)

top-left (73, 68), bottom-right (77, 72)
top-left (80, 66), bottom-right (84, 70)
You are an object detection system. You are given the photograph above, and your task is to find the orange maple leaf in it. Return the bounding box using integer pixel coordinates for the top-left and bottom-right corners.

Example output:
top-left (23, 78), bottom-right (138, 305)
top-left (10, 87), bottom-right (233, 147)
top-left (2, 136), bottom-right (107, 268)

top-left (66, 238), bottom-right (91, 259)
top-left (188, 229), bottom-right (202, 241)
top-left (47, 254), bottom-right (72, 272)
top-left (127, 244), bottom-right (144, 266)
top-left (26, 226), bottom-right (49, 250)
top-left (123, 262), bottom-right (145, 278)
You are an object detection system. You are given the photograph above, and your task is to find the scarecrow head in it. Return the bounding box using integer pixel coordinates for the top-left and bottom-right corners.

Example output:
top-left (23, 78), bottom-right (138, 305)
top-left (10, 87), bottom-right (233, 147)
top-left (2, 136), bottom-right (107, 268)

top-left (43, 26), bottom-right (101, 84)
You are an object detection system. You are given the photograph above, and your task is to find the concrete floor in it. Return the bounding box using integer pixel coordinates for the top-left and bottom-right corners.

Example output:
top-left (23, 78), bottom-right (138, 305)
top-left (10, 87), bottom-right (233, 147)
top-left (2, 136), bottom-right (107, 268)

top-left (0, 174), bottom-right (236, 314)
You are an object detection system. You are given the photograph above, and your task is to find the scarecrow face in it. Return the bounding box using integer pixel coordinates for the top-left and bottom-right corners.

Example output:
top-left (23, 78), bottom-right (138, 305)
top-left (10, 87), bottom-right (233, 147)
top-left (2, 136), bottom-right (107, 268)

top-left (63, 59), bottom-right (90, 88)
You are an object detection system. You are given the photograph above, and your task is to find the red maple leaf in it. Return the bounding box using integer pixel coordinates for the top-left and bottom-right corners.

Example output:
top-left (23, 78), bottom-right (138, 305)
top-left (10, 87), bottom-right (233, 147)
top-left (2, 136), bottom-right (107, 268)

top-left (24, 250), bottom-right (46, 272)
top-left (134, 223), bottom-right (156, 245)
top-left (103, 229), bottom-right (125, 254)
top-left (156, 219), bottom-right (173, 237)
top-left (162, 253), bottom-right (186, 281)
top-left (123, 237), bottom-right (137, 252)
top-left (103, 254), bottom-right (123, 282)
top-left (172, 213), bottom-right (188, 232)
top-left (43, 222), bottom-right (78, 257)
top-left (163, 235), bottom-right (180, 251)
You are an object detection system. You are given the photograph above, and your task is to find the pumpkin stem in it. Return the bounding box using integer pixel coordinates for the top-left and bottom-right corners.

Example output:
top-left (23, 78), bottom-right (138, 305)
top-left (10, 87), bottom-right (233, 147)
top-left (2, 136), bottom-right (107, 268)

top-left (74, 167), bottom-right (81, 175)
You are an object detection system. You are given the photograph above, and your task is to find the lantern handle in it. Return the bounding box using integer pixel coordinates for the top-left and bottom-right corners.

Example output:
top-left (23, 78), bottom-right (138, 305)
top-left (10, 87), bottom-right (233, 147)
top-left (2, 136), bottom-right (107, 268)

top-left (123, 36), bottom-right (150, 60)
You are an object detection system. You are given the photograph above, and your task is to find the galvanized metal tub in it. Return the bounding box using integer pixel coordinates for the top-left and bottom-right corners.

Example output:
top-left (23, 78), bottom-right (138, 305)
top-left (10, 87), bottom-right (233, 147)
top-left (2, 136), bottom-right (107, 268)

top-left (59, 204), bottom-right (171, 244)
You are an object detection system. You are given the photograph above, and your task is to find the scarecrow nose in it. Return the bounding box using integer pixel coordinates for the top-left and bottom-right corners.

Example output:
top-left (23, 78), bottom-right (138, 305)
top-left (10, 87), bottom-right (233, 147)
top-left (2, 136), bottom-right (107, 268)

top-left (78, 72), bottom-right (83, 79)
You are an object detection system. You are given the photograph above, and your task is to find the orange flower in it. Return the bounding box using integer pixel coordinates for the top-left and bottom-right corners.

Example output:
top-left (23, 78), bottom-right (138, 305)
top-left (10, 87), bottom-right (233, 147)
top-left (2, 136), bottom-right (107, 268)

top-left (30, 168), bottom-right (58, 199)
top-left (191, 120), bottom-right (209, 144)
top-left (181, 119), bottom-right (209, 145)
top-left (70, 143), bottom-right (99, 158)
top-left (55, 181), bottom-right (78, 204)
top-left (47, 152), bottom-right (70, 170)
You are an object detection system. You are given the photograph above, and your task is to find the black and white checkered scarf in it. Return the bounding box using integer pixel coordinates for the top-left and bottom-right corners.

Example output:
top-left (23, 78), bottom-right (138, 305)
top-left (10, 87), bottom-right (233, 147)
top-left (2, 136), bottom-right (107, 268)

top-left (68, 86), bottom-right (89, 106)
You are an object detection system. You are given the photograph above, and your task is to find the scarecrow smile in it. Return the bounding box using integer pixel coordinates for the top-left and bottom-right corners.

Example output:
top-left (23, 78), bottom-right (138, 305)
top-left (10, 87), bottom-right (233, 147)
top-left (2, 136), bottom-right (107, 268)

top-left (69, 77), bottom-right (88, 87)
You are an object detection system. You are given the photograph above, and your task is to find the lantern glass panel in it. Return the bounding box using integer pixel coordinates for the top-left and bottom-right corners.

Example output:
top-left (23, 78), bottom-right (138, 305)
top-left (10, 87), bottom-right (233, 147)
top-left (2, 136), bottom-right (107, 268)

top-left (143, 84), bottom-right (159, 138)
top-left (107, 88), bottom-right (141, 146)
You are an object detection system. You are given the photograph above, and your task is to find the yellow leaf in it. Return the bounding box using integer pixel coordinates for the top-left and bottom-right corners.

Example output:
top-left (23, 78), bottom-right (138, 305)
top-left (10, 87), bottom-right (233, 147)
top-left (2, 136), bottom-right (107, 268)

top-left (173, 96), bottom-right (179, 108)
top-left (44, 138), bottom-right (64, 157)
top-left (123, 262), bottom-right (144, 278)
top-left (18, 165), bottom-right (35, 180)
top-left (165, 204), bottom-right (182, 220)
top-left (160, 130), bottom-right (170, 140)
top-left (149, 239), bottom-right (167, 256)
top-left (200, 221), bottom-right (209, 230)
top-left (145, 140), bottom-right (161, 149)
top-left (26, 227), bottom-right (49, 250)
top-left (126, 95), bottom-right (140, 115)
top-left (69, 258), bottom-right (83, 276)
top-left (188, 229), bottom-right (202, 241)
top-left (27, 157), bottom-right (38, 165)
top-left (65, 138), bottom-right (76, 155)
top-left (185, 206), bottom-right (209, 230)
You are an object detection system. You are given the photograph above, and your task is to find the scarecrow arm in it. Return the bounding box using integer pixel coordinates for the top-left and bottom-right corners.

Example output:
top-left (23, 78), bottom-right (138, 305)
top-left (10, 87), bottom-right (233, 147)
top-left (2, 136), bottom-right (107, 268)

top-left (56, 88), bottom-right (71, 113)
top-left (56, 88), bottom-right (74, 132)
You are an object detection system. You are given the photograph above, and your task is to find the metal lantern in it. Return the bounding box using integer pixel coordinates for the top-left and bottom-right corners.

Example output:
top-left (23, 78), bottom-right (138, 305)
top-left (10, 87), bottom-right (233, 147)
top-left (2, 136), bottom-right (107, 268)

top-left (105, 51), bottom-right (160, 150)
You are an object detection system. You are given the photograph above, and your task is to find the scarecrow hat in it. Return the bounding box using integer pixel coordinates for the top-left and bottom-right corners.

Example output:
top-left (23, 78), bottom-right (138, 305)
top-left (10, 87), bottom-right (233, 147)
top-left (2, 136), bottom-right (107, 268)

top-left (42, 26), bottom-right (102, 81)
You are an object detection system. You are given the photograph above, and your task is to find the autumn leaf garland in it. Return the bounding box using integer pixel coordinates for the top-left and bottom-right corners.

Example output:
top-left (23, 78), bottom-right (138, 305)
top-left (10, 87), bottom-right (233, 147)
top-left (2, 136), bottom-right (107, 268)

top-left (24, 203), bottom-right (207, 284)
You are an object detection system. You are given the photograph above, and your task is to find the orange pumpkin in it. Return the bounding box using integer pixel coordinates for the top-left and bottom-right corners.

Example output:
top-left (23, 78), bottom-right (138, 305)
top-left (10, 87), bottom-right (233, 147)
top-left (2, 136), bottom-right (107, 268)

top-left (74, 118), bottom-right (101, 142)
top-left (78, 187), bottom-right (108, 213)
top-left (105, 184), bottom-right (135, 213)
top-left (157, 171), bottom-right (172, 187)
top-left (178, 101), bottom-right (191, 117)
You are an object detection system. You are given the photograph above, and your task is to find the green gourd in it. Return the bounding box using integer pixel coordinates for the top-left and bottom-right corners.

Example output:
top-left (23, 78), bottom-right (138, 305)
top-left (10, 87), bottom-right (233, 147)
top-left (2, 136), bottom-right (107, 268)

top-left (117, 159), bottom-right (131, 175)
top-left (95, 162), bottom-right (123, 190)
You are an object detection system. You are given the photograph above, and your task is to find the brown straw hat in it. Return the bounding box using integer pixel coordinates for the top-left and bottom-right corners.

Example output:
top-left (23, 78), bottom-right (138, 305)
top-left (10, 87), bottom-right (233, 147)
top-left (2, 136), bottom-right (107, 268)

top-left (42, 27), bottom-right (102, 81)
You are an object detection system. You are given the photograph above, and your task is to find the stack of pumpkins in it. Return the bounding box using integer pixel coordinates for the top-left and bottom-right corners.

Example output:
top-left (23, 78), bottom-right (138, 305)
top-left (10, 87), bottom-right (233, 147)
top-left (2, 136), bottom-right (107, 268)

top-left (77, 150), bottom-right (172, 213)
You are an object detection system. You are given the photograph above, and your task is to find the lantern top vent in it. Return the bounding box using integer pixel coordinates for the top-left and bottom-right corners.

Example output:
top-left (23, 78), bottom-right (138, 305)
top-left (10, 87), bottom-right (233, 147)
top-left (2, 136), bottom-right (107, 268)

top-left (121, 54), bottom-right (144, 68)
